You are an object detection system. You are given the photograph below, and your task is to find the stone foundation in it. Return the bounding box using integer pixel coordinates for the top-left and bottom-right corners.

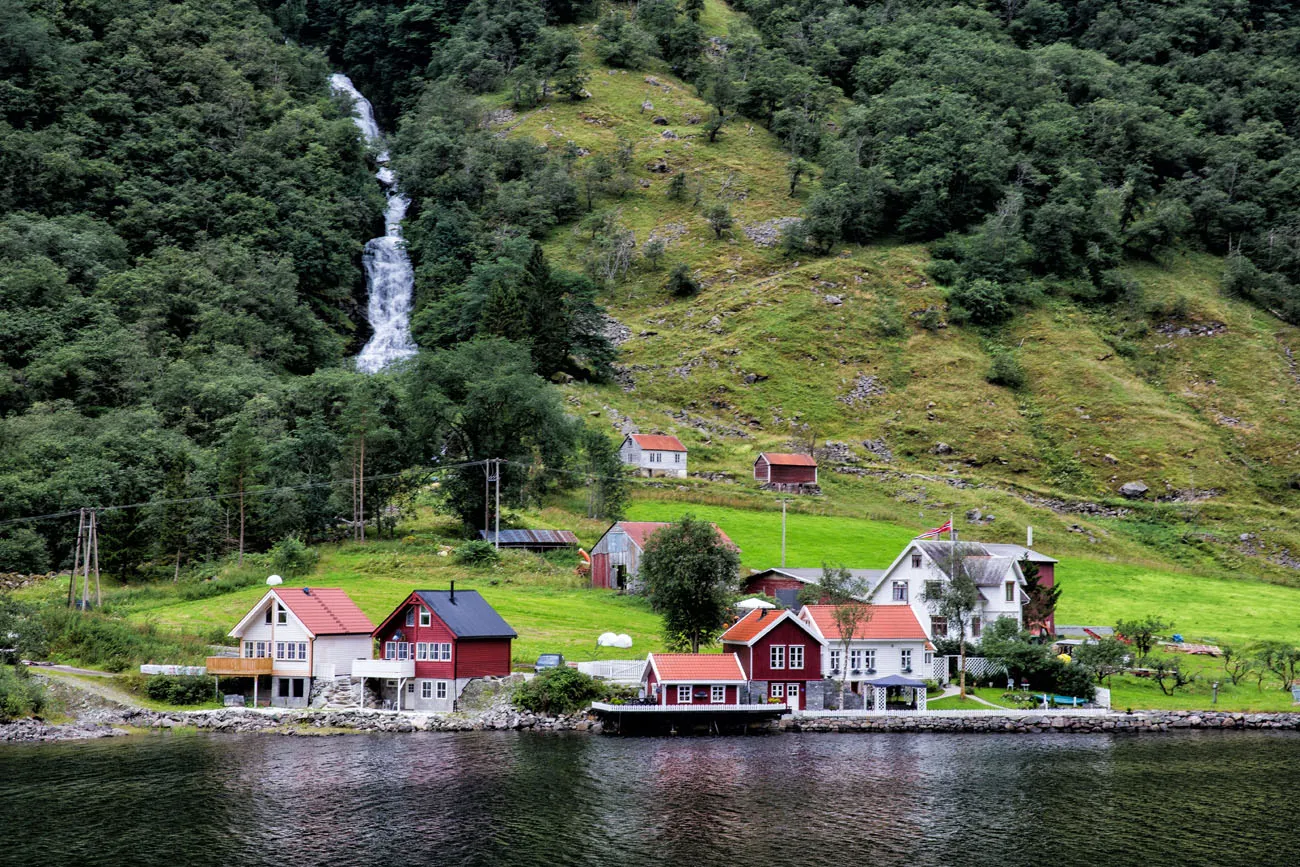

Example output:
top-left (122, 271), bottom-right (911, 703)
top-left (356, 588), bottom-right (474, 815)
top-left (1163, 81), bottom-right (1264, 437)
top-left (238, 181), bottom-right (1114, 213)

top-left (783, 711), bottom-right (1300, 734)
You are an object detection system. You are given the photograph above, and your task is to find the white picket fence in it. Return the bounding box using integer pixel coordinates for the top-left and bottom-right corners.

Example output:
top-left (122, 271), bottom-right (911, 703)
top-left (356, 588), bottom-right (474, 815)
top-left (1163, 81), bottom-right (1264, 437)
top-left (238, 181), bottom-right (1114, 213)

top-left (577, 659), bottom-right (644, 684)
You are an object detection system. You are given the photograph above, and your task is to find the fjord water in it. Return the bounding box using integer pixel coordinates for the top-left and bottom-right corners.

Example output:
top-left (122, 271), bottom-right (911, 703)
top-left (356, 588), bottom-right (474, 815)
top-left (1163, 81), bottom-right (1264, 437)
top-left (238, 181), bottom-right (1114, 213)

top-left (2, 732), bottom-right (1297, 867)
top-left (329, 73), bottom-right (418, 373)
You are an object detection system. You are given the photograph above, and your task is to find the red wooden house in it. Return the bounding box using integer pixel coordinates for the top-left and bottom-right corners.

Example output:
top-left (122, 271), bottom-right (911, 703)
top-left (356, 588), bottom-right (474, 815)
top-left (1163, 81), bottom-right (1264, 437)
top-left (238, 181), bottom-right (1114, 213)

top-left (642, 653), bottom-right (748, 705)
top-left (361, 583), bottom-right (516, 711)
top-left (741, 567), bottom-right (883, 609)
top-left (754, 453), bottom-right (818, 487)
top-left (720, 608), bottom-right (824, 709)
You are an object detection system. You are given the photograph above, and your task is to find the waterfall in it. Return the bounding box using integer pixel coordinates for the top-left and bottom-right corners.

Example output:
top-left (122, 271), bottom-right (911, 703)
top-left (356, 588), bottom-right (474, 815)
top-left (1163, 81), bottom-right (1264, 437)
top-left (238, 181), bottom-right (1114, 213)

top-left (329, 73), bottom-right (418, 373)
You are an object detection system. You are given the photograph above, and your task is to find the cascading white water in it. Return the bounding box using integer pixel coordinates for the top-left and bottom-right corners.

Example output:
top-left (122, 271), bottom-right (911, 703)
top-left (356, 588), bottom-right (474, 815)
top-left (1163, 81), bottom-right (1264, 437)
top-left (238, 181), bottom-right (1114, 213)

top-left (329, 73), bottom-right (418, 373)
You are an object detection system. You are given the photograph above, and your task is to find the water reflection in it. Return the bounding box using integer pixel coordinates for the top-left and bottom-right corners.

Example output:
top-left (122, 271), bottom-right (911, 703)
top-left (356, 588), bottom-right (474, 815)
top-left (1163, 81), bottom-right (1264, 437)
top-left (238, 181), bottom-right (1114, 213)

top-left (1, 731), bottom-right (1297, 867)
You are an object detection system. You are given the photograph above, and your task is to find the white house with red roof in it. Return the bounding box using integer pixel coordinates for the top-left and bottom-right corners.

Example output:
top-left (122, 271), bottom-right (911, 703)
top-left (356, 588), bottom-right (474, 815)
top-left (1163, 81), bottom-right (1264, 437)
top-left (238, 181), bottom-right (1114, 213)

top-left (798, 604), bottom-right (934, 707)
top-left (641, 652), bottom-right (749, 706)
top-left (619, 433), bottom-right (687, 477)
top-left (206, 587), bottom-right (374, 708)
top-left (589, 521), bottom-right (738, 592)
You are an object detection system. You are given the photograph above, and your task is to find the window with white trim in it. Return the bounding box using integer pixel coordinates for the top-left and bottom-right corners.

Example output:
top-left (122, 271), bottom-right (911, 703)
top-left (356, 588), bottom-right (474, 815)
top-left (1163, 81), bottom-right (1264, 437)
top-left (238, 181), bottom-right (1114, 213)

top-left (277, 605), bottom-right (287, 625)
top-left (674, 453), bottom-right (681, 464)
top-left (243, 641), bottom-right (254, 658)
top-left (770, 683), bottom-right (784, 698)
top-left (676, 685), bottom-right (692, 703)
top-left (912, 553), bottom-right (923, 568)
top-left (788, 645), bottom-right (804, 670)
top-left (438, 642), bottom-right (452, 661)
top-left (255, 641), bottom-right (268, 658)
top-left (416, 642), bottom-right (428, 661)
top-left (710, 685), bottom-right (725, 703)
top-left (421, 681), bottom-right (432, 699)
top-left (863, 649), bottom-right (876, 671)
top-left (849, 649), bottom-right (863, 672)
top-left (972, 618), bottom-right (983, 638)
top-left (419, 608), bottom-right (431, 627)
top-left (901, 649), bottom-right (912, 671)
top-left (1005, 581), bottom-right (1016, 603)
top-left (892, 581), bottom-right (908, 602)
top-left (297, 642), bottom-right (307, 661)
top-left (829, 649), bottom-right (841, 673)
top-left (275, 641), bottom-right (287, 660)
top-left (405, 609), bottom-right (415, 627)
top-left (770, 645), bottom-right (785, 670)
top-left (397, 642), bottom-right (410, 660)
top-left (436, 681), bottom-right (448, 700)
top-left (264, 607), bottom-right (273, 625)
top-left (924, 651), bottom-right (933, 665)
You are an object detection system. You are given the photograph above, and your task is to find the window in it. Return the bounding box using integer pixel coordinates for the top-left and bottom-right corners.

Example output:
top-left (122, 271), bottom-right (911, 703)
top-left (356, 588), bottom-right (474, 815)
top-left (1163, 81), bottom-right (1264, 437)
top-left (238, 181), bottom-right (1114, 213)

top-left (407, 682), bottom-right (415, 694)
top-left (419, 608), bottom-right (431, 627)
top-left (892, 581), bottom-right (908, 602)
top-left (438, 643), bottom-right (452, 661)
top-left (384, 641), bottom-right (398, 660)
top-left (711, 685), bottom-right (725, 704)
top-left (770, 645), bottom-right (785, 670)
top-left (436, 681), bottom-right (448, 700)
top-left (278, 679), bottom-right (290, 698)
top-left (405, 609), bottom-right (415, 627)
top-left (255, 641), bottom-right (268, 658)
top-left (421, 681), bottom-right (432, 699)
top-left (924, 652), bottom-right (933, 665)
top-left (849, 650), bottom-right (863, 672)
top-left (416, 642), bottom-right (428, 661)
top-left (277, 605), bottom-right (288, 625)
top-left (674, 453), bottom-right (681, 463)
top-left (863, 650), bottom-right (876, 671)
top-left (972, 619), bottom-right (982, 638)
top-left (931, 616), bottom-right (949, 638)
top-left (829, 649), bottom-right (842, 673)
top-left (911, 553), bottom-right (922, 568)
top-left (297, 642), bottom-right (307, 661)
top-left (925, 580), bottom-right (942, 599)
top-left (901, 649), bottom-right (912, 671)
top-left (397, 642), bottom-right (410, 661)
top-left (1005, 581), bottom-right (1016, 603)
top-left (769, 683), bottom-right (784, 698)
top-left (275, 641), bottom-right (287, 660)
top-left (676, 685), bottom-right (692, 703)
top-left (243, 641), bottom-right (254, 658)
top-left (264, 607), bottom-right (273, 625)
top-left (292, 679), bottom-right (305, 698)
top-left (789, 645), bottom-right (804, 670)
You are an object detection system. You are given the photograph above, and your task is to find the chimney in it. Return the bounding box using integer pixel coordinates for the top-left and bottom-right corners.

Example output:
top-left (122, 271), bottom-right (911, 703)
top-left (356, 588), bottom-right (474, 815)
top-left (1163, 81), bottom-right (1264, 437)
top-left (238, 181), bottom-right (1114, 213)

top-left (1026, 526), bottom-right (1033, 548)
top-left (449, 580), bottom-right (456, 604)
top-left (758, 608), bottom-right (766, 619)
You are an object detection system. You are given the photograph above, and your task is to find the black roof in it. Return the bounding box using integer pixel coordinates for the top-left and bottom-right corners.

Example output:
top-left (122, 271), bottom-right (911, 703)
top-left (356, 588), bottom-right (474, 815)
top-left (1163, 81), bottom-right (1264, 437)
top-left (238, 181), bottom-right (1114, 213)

top-left (414, 589), bottom-right (517, 639)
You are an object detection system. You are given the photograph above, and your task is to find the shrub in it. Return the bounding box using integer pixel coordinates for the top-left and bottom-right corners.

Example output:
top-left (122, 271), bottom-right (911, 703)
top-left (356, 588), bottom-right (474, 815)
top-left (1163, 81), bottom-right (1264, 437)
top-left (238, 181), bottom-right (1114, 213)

top-left (949, 279), bottom-right (1013, 325)
top-left (144, 674), bottom-right (214, 706)
top-left (0, 665), bottom-right (47, 719)
top-left (986, 352), bottom-right (1027, 390)
top-left (455, 540), bottom-right (500, 566)
top-left (513, 667), bottom-right (605, 715)
top-left (666, 263), bottom-right (700, 297)
top-left (269, 536), bottom-right (318, 576)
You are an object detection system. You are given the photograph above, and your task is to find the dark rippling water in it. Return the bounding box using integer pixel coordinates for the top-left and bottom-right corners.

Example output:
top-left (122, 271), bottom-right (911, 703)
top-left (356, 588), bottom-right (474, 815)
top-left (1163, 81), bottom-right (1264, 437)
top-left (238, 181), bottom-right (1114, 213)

top-left (2, 731), bottom-right (1297, 867)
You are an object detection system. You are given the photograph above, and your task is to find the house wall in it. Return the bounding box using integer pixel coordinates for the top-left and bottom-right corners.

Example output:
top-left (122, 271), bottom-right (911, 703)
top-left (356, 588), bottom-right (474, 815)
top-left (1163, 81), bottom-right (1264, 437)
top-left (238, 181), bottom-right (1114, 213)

top-left (314, 635), bottom-right (372, 678)
top-left (590, 527), bottom-right (643, 592)
top-left (747, 619), bottom-right (823, 683)
top-left (373, 599), bottom-right (512, 680)
top-left (619, 438), bottom-right (686, 477)
top-left (662, 684), bottom-right (739, 705)
top-left (235, 599), bottom-right (312, 677)
top-left (769, 464), bottom-right (816, 485)
top-left (741, 573), bottom-right (804, 600)
top-left (754, 456), bottom-right (769, 482)
top-left (455, 638), bottom-right (512, 678)
top-left (818, 637), bottom-right (932, 681)
top-left (868, 545), bottom-right (1023, 642)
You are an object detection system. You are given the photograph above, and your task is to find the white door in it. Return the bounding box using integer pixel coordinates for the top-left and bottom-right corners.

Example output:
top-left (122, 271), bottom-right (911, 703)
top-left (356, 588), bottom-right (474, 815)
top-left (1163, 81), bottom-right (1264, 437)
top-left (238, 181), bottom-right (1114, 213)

top-left (787, 683), bottom-right (799, 709)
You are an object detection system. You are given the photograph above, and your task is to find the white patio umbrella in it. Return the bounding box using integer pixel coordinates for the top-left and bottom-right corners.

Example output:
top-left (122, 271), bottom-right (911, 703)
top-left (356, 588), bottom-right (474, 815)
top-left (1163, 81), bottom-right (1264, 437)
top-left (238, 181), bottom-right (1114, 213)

top-left (735, 597), bottom-right (776, 610)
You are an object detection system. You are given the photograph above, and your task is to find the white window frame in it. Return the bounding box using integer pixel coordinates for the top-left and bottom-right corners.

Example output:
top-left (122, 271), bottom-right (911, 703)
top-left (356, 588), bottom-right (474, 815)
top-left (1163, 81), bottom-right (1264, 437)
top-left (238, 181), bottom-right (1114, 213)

top-left (1005, 581), bottom-right (1016, 603)
top-left (384, 641), bottom-right (397, 660)
top-left (829, 649), bottom-right (841, 673)
top-left (710, 685), bottom-right (725, 704)
top-left (397, 642), bottom-right (410, 661)
top-left (789, 645), bottom-right (804, 670)
top-left (912, 553), bottom-right (923, 568)
top-left (297, 642), bottom-right (307, 661)
top-left (416, 642), bottom-right (428, 661)
top-left (892, 581), bottom-right (908, 602)
top-left (435, 681), bottom-right (448, 700)
top-left (421, 681), bottom-right (432, 699)
top-left (864, 649), bottom-right (876, 671)
top-left (676, 685), bottom-right (692, 703)
top-left (770, 645), bottom-right (785, 670)
top-left (924, 651), bottom-right (933, 665)
top-left (275, 641), bottom-right (287, 660)
top-left (264, 607), bottom-right (273, 625)
top-left (770, 683), bottom-right (784, 698)
top-left (243, 641), bottom-right (254, 658)
top-left (674, 453), bottom-right (681, 463)
top-left (439, 643), bottom-right (452, 661)
top-left (419, 608), bottom-right (431, 627)
top-left (277, 605), bottom-right (288, 626)
top-left (901, 649), bottom-right (912, 670)
top-left (849, 649), bottom-right (863, 672)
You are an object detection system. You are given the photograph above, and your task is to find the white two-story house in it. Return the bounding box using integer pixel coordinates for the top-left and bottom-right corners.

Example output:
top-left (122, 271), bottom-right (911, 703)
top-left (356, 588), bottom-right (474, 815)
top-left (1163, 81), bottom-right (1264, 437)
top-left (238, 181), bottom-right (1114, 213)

top-left (867, 540), bottom-right (1042, 642)
top-left (206, 587), bottom-right (375, 707)
top-left (619, 434), bottom-right (687, 478)
top-left (798, 604), bottom-right (934, 690)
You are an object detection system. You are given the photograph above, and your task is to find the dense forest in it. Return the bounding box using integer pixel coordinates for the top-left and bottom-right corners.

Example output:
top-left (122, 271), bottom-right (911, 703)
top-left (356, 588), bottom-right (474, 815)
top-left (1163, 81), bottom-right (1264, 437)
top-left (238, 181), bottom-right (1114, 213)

top-left (4, 0), bottom-right (1300, 576)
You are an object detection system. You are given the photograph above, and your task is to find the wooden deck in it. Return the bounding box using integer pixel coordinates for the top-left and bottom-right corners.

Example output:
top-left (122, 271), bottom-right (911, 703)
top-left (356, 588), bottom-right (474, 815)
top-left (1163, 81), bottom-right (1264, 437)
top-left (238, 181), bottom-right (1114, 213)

top-left (204, 657), bottom-right (273, 676)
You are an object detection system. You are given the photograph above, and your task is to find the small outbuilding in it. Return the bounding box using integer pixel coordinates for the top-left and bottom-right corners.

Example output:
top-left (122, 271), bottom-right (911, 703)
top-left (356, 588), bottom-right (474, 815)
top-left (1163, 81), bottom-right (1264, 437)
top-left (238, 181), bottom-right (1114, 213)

top-left (619, 434), bottom-right (687, 478)
top-left (753, 452), bottom-right (818, 488)
top-left (590, 521), bottom-right (737, 592)
top-left (642, 652), bottom-right (748, 705)
top-left (477, 529), bottom-right (578, 551)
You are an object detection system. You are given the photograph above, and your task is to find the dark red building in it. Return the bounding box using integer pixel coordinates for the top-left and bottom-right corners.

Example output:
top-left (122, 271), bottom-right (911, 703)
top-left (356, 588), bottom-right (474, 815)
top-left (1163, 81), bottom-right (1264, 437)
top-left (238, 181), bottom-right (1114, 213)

top-left (754, 453), bottom-right (818, 487)
top-left (642, 653), bottom-right (747, 705)
top-left (741, 567), bottom-right (884, 609)
top-left (369, 585), bottom-right (516, 711)
top-left (721, 608), bottom-right (824, 709)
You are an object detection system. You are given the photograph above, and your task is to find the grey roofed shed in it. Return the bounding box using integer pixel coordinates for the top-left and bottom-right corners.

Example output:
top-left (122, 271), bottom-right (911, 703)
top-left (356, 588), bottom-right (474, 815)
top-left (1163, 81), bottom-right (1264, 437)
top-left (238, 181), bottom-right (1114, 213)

top-left (414, 589), bottom-right (518, 638)
top-left (477, 529), bottom-right (579, 550)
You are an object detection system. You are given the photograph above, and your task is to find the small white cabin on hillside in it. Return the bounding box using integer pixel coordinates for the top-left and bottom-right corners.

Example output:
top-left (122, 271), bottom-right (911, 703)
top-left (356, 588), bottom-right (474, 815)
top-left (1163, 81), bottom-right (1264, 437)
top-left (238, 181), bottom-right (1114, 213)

top-left (619, 434), bottom-right (687, 478)
top-left (206, 587), bottom-right (374, 708)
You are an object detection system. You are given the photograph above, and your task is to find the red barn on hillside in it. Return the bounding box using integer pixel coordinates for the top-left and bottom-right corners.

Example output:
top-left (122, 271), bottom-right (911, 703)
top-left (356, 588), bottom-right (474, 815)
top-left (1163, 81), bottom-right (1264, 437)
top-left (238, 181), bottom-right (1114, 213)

top-left (754, 453), bottom-right (818, 488)
top-left (590, 521), bottom-right (737, 593)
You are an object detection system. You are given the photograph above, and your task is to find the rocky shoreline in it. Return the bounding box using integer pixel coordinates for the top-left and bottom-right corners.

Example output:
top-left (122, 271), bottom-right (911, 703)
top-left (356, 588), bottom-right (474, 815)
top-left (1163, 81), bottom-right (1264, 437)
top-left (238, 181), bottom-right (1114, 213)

top-left (5, 708), bottom-right (1300, 744)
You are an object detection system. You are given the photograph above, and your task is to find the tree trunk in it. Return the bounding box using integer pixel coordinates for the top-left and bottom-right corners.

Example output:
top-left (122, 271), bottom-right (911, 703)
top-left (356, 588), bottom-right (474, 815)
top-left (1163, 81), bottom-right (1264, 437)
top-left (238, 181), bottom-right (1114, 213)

top-left (174, 545), bottom-right (182, 583)
top-left (959, 632), bottom-right (967, 699)
top-left (237, 484), bottom-right (245, 565)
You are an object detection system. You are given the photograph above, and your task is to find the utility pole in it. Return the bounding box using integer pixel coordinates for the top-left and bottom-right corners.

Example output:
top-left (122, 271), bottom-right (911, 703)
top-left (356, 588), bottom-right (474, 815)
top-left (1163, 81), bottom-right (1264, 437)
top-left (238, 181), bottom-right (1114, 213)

top-left (69, 509), bottom-right (101, 612)
top-left (494, 459), bottom-right (501, 550)
top-left (780, 498), bottom-right (788, 568)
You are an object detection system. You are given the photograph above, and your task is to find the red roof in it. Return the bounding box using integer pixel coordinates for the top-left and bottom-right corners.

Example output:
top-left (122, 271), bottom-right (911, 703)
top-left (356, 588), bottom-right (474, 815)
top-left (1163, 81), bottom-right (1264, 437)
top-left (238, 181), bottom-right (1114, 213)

top-left (721, 609), bottom-right (788, 643)
top-left (629, 434), bottom-right (687, 451)
top-left (612, 521), bottom-right (738, 552)
top-left (276, 588), bottom-right (374, 636)
top-left (758, 453), bottom-right (818, 467)
top-left (801, 604), bottom-right (928, 641)
top-left (648, 653), bottom-right (747, 683)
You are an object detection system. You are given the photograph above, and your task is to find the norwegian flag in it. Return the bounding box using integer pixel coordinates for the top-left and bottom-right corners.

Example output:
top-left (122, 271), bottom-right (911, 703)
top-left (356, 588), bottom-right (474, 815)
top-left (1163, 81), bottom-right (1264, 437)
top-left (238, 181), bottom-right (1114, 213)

top-left (916, 519), bottom-right (953, 540)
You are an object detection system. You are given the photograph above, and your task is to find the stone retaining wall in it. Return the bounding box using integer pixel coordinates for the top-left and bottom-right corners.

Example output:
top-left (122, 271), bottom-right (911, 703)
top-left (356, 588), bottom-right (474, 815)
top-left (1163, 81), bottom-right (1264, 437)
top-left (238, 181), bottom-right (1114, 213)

top-left (783, 710), bottom-right (1300, 734)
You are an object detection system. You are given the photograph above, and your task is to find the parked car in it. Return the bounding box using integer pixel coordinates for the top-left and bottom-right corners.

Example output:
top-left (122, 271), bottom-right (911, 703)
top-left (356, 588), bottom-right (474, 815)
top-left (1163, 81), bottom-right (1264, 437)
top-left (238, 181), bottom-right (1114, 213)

top-left (534, 653), bottom-right (565, 673)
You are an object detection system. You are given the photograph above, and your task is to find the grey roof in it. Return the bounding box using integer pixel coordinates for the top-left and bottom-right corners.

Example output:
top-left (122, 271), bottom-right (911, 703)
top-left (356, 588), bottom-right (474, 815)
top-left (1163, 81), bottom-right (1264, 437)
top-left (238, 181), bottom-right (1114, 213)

top-left (477, 529), bottom-right (578, 548)
top-left (865, 674), bottom-right (928, 688)
top-left (414, 590), bottom-right (517, 639)
top-left (915, 540), bottom-right (1056, 565)
top-left (752, 567), bottom-right (886, 585)
top-left (1055, 625), bottom-right (1115, 638)
top-left (979, 543), bottom-right (1057, 564)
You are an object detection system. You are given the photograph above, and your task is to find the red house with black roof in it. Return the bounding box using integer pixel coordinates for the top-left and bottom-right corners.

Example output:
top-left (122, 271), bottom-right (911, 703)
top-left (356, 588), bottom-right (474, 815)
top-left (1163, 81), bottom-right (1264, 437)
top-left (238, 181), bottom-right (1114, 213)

top-left (361, 584), bottom-right (517, 711)
top-left (721, 608), bottom-right (824, 709)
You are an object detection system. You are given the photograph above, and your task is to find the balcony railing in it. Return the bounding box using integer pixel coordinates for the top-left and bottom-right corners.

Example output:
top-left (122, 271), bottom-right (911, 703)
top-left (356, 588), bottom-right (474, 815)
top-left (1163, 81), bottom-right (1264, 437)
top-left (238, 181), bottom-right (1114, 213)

top-left (352, 658), bottom-right (415, 679)
top-left (205, 656), bottom-right (273, 676)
